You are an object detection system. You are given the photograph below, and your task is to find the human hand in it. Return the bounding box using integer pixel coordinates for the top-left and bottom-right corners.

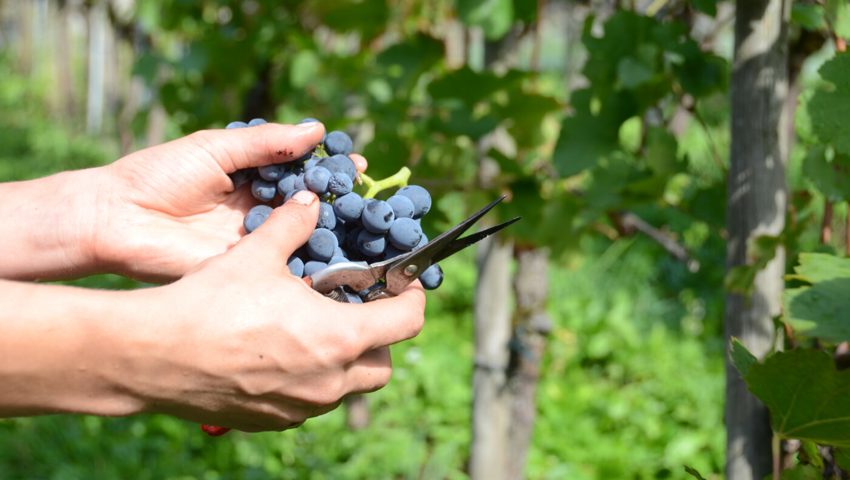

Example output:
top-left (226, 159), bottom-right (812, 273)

top-left (124, 191), bottom-right (425, 431)
top-left (91, 122), bottom-right (368, 282)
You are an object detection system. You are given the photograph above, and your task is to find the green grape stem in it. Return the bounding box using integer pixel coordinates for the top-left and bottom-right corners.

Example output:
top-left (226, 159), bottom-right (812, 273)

top-left (360, 167), bottom-right (411, 199)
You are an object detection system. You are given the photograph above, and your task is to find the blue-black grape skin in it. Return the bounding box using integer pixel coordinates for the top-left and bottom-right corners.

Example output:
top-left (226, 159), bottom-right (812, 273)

top-left (244, 205), bottom-right (273, 233)
top-left (328, 172), bottom-right (353, 196)
top-left (307, 228), bottom-right (338, 262)
top-left (304, 166), bottom-right (331, 194)
top-left (299, 117), bottom-right (320, 124)
top-left (317, 154), bottom-right (357, 180)
top-left (324, 131), bottom-right (354, 156)
top-left (248, 118), bottom-right (267, 126)
top-left (329, 255), bottom-right (348, 265)
top-left (317, 202), bottom-right (337, 230)
top-left (334, 192), bottom-right (365, 223)
top-left (397, 185), bottom-right (431, 219)
top-left (277, 172), bottom-right (298, 196)
top-left (258, 164), bottom-right (287, 181)
top-left (226, 121), bottom-right (248, 129)
top-left (251, 179), bottom-right (277, 202)
top-left (419, 264), bottom-right (443, 290)
top-left (388, 217), bottom-right (423, 250)
top-left (387, 195), bottom-right (415, 219)
top-left (229, 168), bottom-right (255, 189)
top-left (304, 260), bottom-right (328, 276)
top-left (361, 199), bottom-right (395, 234)
top-left (287, 256), bottom-right (305, 277)
top-left (357, 230), bottom-right (387, 257)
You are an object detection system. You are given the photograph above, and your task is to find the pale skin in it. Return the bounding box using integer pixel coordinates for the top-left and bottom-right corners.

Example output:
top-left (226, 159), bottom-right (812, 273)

top-left (0, 122), bottom-right (425, 432)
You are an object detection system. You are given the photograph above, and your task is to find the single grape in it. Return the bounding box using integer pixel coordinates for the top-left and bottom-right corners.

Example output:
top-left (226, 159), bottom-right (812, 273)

top-left (419, 264), bottom-right (443, 290)
top-left (397, 185), bottom-right (431, 219)
top-left (304, 260), bottom-right (328, 277)
top-left (357, 230), bottom-right (386, 257)
top-left (387, 195), bottom-right (415, 219)
top-left (324, 130), bottom-right (354, 156)
top-left (317, 201), bottom-right (337, 230)
top-left (328, 172), bottom-right (353, 196)
top-left (304, 166), bottom-right (331, 194)
top-left (334, 192), bottom-right (365, 223)
top-left (277, 171), bottom-right (299, 196)
top-left (415, 232), bottom-right (429, 250)
top-left (307, 228), bottom-right (338, 262)
top-left (258, 164), bottom-right (287, 182)
top-left (384, 244), bottom-right (406, 260)
top-left (251, 179), bottom-right (277, 202)
top-left (317, 154), bottom-right (357, 180)
top-left (244, 205), bottom-right (273, 233)
top-left (248, 118), bottom-right (267, 126)
top-left (329, 255), bottom-right (348, 265)
top-left (294, 173), bottom-right (306, 191)
top-left (287, 256), bottom-right (305, 277)
top-left (226, 121), bottom-right (248, 129)
top-left (333, 245), bottom-right (347, 258)
top-left (388, 217), bottom-right (423, 250)
top-left (361, 199), bottom-right (395, 234)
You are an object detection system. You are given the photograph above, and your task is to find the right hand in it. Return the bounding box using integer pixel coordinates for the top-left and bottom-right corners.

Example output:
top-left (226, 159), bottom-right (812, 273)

top-left (127, 190), bottom-right (425, 432)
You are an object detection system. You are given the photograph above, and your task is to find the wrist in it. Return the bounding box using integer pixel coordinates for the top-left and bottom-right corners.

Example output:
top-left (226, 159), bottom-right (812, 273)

top-left (0, 167), bottom-right (108, 280)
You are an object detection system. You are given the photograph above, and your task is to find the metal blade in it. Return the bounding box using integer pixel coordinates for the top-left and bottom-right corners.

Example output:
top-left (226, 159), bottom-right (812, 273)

top-left (430, 216), bottom-right (520, 264)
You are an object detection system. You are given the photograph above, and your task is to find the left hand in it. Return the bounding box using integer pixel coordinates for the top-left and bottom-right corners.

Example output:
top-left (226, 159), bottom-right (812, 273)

top-left (91, 122), bottom-right (367, 282)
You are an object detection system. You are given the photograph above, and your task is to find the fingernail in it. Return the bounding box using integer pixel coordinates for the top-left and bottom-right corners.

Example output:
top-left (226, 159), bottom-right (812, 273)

top-left (297, 121), bottom-right (321, 129)
top-left (290, 190), bottom-right (316, 206)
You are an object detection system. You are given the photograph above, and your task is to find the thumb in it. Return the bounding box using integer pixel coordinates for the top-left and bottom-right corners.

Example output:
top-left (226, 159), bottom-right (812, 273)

top-left (233, 191), bottom-right (319, 263)
top-left (187, 122), bottom-right (326, 173)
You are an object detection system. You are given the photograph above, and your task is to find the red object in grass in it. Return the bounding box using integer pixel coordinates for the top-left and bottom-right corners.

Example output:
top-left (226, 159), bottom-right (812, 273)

top-left (201, 424), bottom-right (231, 436)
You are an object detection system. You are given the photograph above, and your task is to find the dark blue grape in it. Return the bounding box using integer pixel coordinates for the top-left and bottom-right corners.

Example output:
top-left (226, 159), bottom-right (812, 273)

top-left (331, 222), bottom-right (347, 245)
top-left (329, 255), bottom-right (348, 265)
top-left (388, 217), bottom-right (423, 250)
top-left (419, 264), bottom-right (443, 290)
top-left (333, 245), bottom-right (347, 258)
top-left (324, 130), bottom-right (353, 156)
top-left (384, 244), bottom-right (406, 260)
top-left (304, 260), bottom-right (328, 277)
top-left (304, 166), bottom-right (331, 194)
top-left (334, 192), bottom-right (365, 223)
top-left (251, 179), bottom-right (277, 202)
top-left (244, 205), bottom-right (273, 233)
top-left (357, 230), bottom-right (386, 257)
top-left (307, 228), bottom-right (338, 262)
top-left (294, 173), bottom-right (306, 191)
top-left (299, 117), bottom-right (320, 124)
top-left (287, 256), bottom-right (305, 277)
top-left (258, 164), bottom-right (287, 181)
top-left (328, 172), bottom-right (353, 196)
top-left (304, 156), bottom-right (319, 170)
top-left (397, 185), bottom-right (431, 219)
top-left (277, 172), bottom-right (298, 196)
top-left (415, 232), bottom-right (429, 250)
top-left (317, 201), bottom-right (337, 230)
top-left (387, 195), bottom-right (415, 219)
top-left (226, 121), bottom-right (248, 129)
top-left (248, 118), bottom-right (267, 126)
top-left (317, 154), bottom-right (357, 180)
top-left (361, 199), bottom-right (395, 234)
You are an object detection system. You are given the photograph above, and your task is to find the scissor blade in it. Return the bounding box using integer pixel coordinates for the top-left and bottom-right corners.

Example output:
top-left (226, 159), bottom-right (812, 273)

top-left (430, 216), bottom-right (520, 264)
top-left (382, 196), bottom-right (511, 294)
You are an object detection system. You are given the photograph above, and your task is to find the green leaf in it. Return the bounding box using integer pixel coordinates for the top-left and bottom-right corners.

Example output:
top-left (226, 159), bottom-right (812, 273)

top-left (792, 3), bottom-right (826, 30)
top-left (809, 54), bottom-right (850, 156)
top-left (730, 339), bottom-right (758, 378)
top-left (683, 465), bottom-right (707, 480)
top-left (742, 348), bottom-right (850, 447)
top-left (289, 50), bottom-right (321, 89)
top-left (691, 0), bottom-right (717, 16)
top-left (780, 463), bottom-right (823, 480)
top-left (802, 146), bottom-right (850, 202)
top-left (793, 252), bottom-right (850, 283)
top-left (783, 253), bottom-right (850, 343)
top-left (456, 0), bottom-right (514, 40)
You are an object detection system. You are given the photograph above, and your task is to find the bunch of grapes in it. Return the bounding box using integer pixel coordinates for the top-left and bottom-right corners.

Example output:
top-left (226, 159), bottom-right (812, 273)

top-left (225, 118), bottom-right (443, 300)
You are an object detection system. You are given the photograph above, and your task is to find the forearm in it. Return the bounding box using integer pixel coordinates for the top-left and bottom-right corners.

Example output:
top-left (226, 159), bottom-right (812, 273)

top-left (0, 279), bottom-right (149, 417)
top-left (0, 168), bottom-right (104, 281)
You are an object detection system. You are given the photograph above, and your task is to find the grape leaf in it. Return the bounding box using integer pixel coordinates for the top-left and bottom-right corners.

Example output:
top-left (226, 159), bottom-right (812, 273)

top-left (802, 145), bottom-right (850, 202)
top-left (791, 3), bottom-right (826, 30)
top-left (742, 348), bottom-right (850, 447)
top-left (456, 0), bottom-right (514, 40)
top-left (692, 0), bottom-right (716, 16)
top-left (730, 338), bottom-right (758, 378)
top-left (783, 254), bottom-right (850, 343)
top-left (809, 54), bottom-right (850, 156)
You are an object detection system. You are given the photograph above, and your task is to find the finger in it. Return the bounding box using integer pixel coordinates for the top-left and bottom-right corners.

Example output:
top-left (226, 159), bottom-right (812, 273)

top-left (231, 190), bottom-right (319, 262)
top-left (349, 153), bottom-right (368, 174)
top-left (188, 122), bottom-right (326, 173)
top-left (345, 347), bottom-right (392, 394)
top-left (344, 284), bottom-right (426, 352)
